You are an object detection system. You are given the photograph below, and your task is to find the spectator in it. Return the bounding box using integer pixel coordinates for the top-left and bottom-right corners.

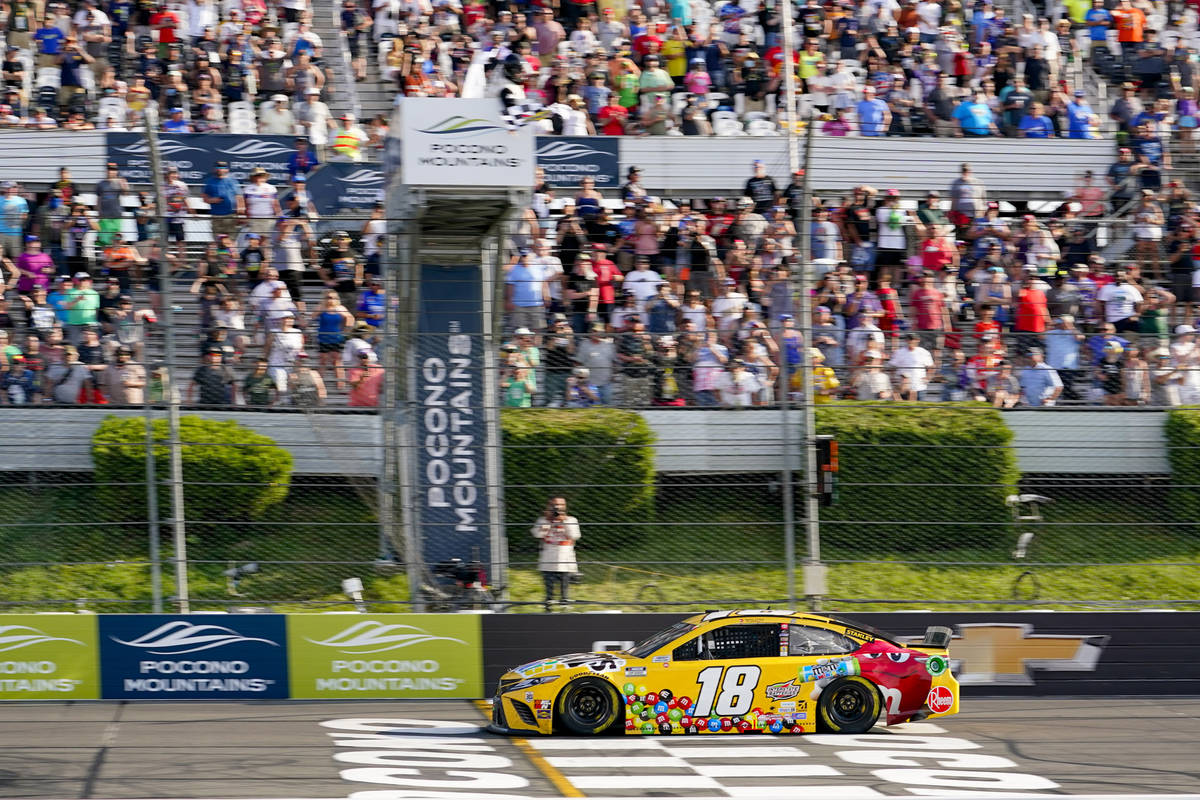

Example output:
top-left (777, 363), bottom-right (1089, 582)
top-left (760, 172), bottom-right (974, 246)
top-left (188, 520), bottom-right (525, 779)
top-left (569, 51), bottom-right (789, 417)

top-left (531, 496), bottom-right (580, 612)
top-left (505, 248), bottom-right (548, 333)
top-left (717, 358), bottom-right (761, 407)
top-left (575, 322), bottom-right (616, 404)
top-left (1019, 348), bottom-right (1063, 406)
top-left (953, 91), bottom-right (999, 137)
top-left (93, 162), bottom-right (128, 246)
top-left (201, 161), bottom-right (243, 241)
top-left (856, 85), bottom-right (891, 136)
top-left (888, 333), bottom-right (935, 401)
top-left (242, 359), bottom-right (278, 407)
top-left (1098, 267), bottom-right (1144, 334)
top-left (189, 347), bottom-right (234, 405)
top-left (985, 359), bottom-right (1021, 408)
top-left (289, 352), bottom-right (327, 407)
top-left (0, 182), bottom-right (28, 258)
top-left (101, 345), bottom-right (145, 405)
top-left (266, 311), bottom-right (303, 396)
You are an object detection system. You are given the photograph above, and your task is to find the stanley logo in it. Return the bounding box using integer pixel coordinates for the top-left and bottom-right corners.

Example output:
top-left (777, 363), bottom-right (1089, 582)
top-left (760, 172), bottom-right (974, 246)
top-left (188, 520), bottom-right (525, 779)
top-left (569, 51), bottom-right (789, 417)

top-left (944, 624), bottom-right (1110, 686)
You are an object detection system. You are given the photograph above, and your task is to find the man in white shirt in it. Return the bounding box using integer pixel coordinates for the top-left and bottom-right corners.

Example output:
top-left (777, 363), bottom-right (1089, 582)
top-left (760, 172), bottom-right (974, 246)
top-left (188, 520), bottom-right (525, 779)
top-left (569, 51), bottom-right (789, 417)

top-left (888, 333), bottom-right (935, 400)
top-left (266, 311), bottom-right (304, 392)
top-left (623, 256), bottom-right (663, 309)
top-left (711, 279), bottom-right (749, 333)
top-left (530, 238), bottom-right (564, 313)
top-left (717, 359), bottom-right (762, 407)
top-left (260, 95), bottom-right (297, 135)
top-left (680, 290), bottom-right (709, 332)
top-left (1097, 268), bottom-right (1143, 333)
top-left (295, 87), bottom-right (332, 154)
top-left (242, 167), bottom-right (280, 235)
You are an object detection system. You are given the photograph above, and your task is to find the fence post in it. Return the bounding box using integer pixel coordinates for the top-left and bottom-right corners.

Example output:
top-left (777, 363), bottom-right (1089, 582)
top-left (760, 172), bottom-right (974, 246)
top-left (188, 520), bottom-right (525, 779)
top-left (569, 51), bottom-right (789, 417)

top-left (143, 400), bottom-right (163, 613)
top-left (797, 114), bottom-right (825, 613)
top-left (144, 108), bottom-right (189, 613)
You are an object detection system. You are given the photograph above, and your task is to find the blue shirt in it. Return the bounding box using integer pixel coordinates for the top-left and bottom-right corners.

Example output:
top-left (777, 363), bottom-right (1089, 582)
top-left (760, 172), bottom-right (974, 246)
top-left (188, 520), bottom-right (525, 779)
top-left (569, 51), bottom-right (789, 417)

top-left (356, 289), bottom-right (386, 327)
top-left (202, 175), bottom-right (240, 216)
top-left (1085, 8), bottom-right (1111, 41)
top-left (1018, 114), bottom-right (1054, 138)
top-left (855, 98), bottom-right (888, 136)
top-left (162, 118), bottom-right (192, 133)
top-left (287, 150), bottom-right (320, 181)
top-left (47, 289), bottom-right (71, 323)
top-left (34, 26), bottom-right (63, 55)
top-left (1044, 328), bottom-right (1081, 370)
top-left (506, 262), bottom-right (545, 307)
top-left (0, 195), bottom-right (27, 235)
top-left (1066, 101), bottom-right (1093, 138)
top-left (1019, 363), bottom-right (1063, 406)
top-left (953, 101), bottom-right (994, 135)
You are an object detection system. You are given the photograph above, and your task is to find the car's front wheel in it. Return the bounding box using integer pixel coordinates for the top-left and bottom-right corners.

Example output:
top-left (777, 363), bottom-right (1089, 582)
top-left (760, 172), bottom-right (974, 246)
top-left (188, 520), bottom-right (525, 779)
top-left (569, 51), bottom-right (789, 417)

top-left (817, 676), bottom-right (881, 734)
top-left (556, 677), bottom-right (622, 735)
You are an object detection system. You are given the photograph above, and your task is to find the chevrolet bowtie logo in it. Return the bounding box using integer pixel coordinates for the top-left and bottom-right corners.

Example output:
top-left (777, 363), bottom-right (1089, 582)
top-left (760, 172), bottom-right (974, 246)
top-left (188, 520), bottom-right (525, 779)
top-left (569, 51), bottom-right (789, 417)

top-left (948, 624), bottom-right (1110, 686)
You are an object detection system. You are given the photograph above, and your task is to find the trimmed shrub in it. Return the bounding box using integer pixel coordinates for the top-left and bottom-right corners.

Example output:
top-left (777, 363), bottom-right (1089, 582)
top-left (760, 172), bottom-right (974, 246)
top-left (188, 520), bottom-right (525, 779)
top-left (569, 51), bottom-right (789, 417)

top-left (1165, 409), bottom-right (1200, 532)
top-left (91, 415), bottom-right (293, 529)
top-left (502, 408), bottom-right (655, 551)
top-left (816, 404), bottom-right (1019, 552)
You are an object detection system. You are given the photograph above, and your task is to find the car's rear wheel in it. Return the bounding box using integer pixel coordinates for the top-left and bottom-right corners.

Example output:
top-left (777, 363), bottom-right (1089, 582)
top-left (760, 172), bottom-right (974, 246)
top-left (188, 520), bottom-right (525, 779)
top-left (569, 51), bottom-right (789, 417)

top-left (817, 676), bottom-right (881, 734)
top-left (556, 676), bottom-right (622, 735)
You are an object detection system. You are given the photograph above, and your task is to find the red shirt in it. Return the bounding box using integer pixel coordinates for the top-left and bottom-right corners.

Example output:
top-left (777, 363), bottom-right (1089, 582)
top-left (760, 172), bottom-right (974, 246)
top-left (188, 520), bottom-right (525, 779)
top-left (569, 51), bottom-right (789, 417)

top-left (973, 319), bottom-right (1001, 340)
top-left (920, 237), bottom-right (955, 271)
top-left (877, 286), bottom-right (901, 330)
top-left (1112, 7), bottom-right (1145, 42)
top-left (151, 10), bottom-right (179, 43)
top-left (911, 287), bottom-right (946, 330)
top-left (1014, 287), bottom-right (1049, 332)
top-left (597, 104), bottom-right (628, 136)
top-left (593, 257), bottom-right (622, 304)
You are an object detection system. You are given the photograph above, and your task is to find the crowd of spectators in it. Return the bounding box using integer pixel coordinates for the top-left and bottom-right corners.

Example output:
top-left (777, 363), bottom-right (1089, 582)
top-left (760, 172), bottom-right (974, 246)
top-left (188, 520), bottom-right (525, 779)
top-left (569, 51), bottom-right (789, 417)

top-left (0, 157), bottom-right (389, 407)
top-left (0, 0), bottom-right (390, 145)
top-left (353, 0), bottom-right (1159, 138)
top-left (498, 160), bottom-right (1200, 408)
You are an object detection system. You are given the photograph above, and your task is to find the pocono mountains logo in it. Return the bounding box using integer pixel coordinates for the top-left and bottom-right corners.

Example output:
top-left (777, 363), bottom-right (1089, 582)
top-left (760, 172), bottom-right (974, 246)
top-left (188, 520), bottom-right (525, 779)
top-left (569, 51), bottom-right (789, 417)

top-left (111, 139), bottom-right (207, 156)
top-left (305, 621), bottom-right (468, 654)
top-left (110, 621), bottom-right (279, 654)
top-left (217, 140), bottom-right (297, 159)
top-left (417, 115), bottom-right (505, 137)
top-left (335, 168), bottom-right (384, 186)
top-left (535, 141), bottom-right (609, 161)
top-left (0, 625), bottom-right (85, 653)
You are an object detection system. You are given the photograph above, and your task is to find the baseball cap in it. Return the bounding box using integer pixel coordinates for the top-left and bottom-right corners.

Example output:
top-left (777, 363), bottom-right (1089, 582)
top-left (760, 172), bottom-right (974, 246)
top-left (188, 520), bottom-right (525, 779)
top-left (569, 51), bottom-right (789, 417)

top-left (305, 86), bottom-right (320, 94)
top-left (1176, 324), bottom-right (1196, 335)
top-left (271, 93), bottom-right (288, 102)
top-left (514, 327), bottom-right (534, 336)
top-left (1074, 89), bottom-right (1086, 97)
top-left (24, 234), bottom-right (38, 242)
top-left (215, 160), bottom-right (229, 168)
top-left (73, 271), bottom-right (90, 280)
top-left (169, 106), bottom-right (184, 113)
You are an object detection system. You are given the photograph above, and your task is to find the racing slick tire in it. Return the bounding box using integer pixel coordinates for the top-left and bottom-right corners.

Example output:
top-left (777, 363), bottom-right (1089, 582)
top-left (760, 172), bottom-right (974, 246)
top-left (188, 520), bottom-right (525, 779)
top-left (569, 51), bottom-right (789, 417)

top-left (556, 676), bottom-right (623, 735)
top-left (817, 675), bottom-right (882, 734)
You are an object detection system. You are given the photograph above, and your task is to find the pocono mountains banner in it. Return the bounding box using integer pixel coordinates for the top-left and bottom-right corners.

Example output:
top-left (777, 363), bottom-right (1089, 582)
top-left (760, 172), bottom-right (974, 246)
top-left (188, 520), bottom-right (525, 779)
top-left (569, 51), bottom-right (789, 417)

top-left (287, 615), bottom-right (482, 699)
top-left (398, 98), bottom-right (535, 187)
top-left (105, 133), bottom-right (298, 184)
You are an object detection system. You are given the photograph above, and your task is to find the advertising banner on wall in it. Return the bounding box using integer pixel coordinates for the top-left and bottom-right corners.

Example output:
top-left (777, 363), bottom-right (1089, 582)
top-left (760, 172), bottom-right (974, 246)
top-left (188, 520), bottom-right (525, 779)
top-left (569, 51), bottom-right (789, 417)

top-left (414, 263), bottom-right (493, 570)
top-left (398, 98), bottom-right (535, 187)
top-left (105, 134), bottom-right (298, 184)
top-left (97, 615), bottom-right (288, 699)
top-left (535, 137), bottom-right (620, 189)
top-left (0, 615), bottom-right (99, 700)
top-left (287, 615), bottom-right (482, 698)
top-left (303, 162), bottom-right (384, 216)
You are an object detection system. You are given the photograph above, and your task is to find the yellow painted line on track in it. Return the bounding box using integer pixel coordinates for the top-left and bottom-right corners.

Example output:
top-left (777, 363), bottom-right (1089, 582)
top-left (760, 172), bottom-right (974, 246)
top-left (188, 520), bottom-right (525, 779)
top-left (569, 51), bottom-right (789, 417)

top-left (472, 699), bottom-right (585, 798)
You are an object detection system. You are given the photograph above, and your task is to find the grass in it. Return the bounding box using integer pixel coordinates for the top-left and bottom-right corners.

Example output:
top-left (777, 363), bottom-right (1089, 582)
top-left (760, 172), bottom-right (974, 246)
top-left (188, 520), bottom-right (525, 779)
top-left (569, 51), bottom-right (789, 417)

top-left (1, 482), bottom-right (1198, 613)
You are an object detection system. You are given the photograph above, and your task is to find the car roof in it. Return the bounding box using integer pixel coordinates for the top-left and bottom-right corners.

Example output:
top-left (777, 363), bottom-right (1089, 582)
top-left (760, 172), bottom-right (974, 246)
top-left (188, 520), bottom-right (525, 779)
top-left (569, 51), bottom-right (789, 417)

top-left (681, 609), bottom-right (899, 645)
top-left (685, 609), bottom-right (836, 625)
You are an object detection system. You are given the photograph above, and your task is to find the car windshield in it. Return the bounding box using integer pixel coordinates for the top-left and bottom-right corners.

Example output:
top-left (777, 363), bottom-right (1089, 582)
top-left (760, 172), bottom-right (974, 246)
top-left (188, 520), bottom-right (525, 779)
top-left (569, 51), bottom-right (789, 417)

top-left (625, 622), bottom-right (696, 658)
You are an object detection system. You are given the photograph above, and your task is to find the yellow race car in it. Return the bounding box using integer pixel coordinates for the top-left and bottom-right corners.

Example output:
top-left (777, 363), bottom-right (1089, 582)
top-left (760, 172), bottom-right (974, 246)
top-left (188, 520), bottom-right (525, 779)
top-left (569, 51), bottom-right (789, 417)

top-left (490, 609), bottom-right (958, 736)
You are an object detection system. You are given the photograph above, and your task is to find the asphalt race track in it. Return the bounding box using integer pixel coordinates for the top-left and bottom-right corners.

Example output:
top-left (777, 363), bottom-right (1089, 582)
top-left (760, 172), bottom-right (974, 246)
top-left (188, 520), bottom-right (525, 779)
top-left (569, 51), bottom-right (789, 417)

top-left (1, 698), bottom-right (1199, 799)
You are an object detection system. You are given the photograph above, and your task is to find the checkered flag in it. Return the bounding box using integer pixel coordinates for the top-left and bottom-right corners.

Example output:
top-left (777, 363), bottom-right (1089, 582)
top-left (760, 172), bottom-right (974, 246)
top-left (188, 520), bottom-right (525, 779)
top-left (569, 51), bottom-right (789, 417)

top-left (501, 100), bottom-right (552, 131)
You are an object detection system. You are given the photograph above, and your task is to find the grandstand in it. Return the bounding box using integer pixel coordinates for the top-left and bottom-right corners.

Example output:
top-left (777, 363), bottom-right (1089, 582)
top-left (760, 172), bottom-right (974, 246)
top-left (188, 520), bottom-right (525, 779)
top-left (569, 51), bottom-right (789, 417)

top-left (0, 0), bottom-right (1194, 410)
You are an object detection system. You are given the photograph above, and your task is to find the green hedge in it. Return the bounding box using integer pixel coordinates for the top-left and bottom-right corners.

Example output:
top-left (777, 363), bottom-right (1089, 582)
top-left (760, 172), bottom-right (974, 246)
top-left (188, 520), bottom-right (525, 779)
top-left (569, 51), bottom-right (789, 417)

top-left (816, 404), bottom-right (1019, 552)
top-left (91, 415), bottom-right (293, 529)
top-left (1165, 409), bottom-right (1200, 532)
top-left (502, 408), bottom-right (655, 551)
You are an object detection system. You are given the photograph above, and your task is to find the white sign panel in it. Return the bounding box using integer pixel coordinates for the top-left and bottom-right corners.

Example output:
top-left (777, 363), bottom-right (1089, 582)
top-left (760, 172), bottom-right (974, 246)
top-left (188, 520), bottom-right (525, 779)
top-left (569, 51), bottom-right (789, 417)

top-left (398, 98), bottom-right (535, 187)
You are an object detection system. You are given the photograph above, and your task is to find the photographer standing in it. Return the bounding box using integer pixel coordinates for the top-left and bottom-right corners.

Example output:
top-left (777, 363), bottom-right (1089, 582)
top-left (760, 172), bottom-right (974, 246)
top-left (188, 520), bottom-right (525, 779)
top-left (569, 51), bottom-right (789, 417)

top-left (531, 496), bottom-right (580, 612)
